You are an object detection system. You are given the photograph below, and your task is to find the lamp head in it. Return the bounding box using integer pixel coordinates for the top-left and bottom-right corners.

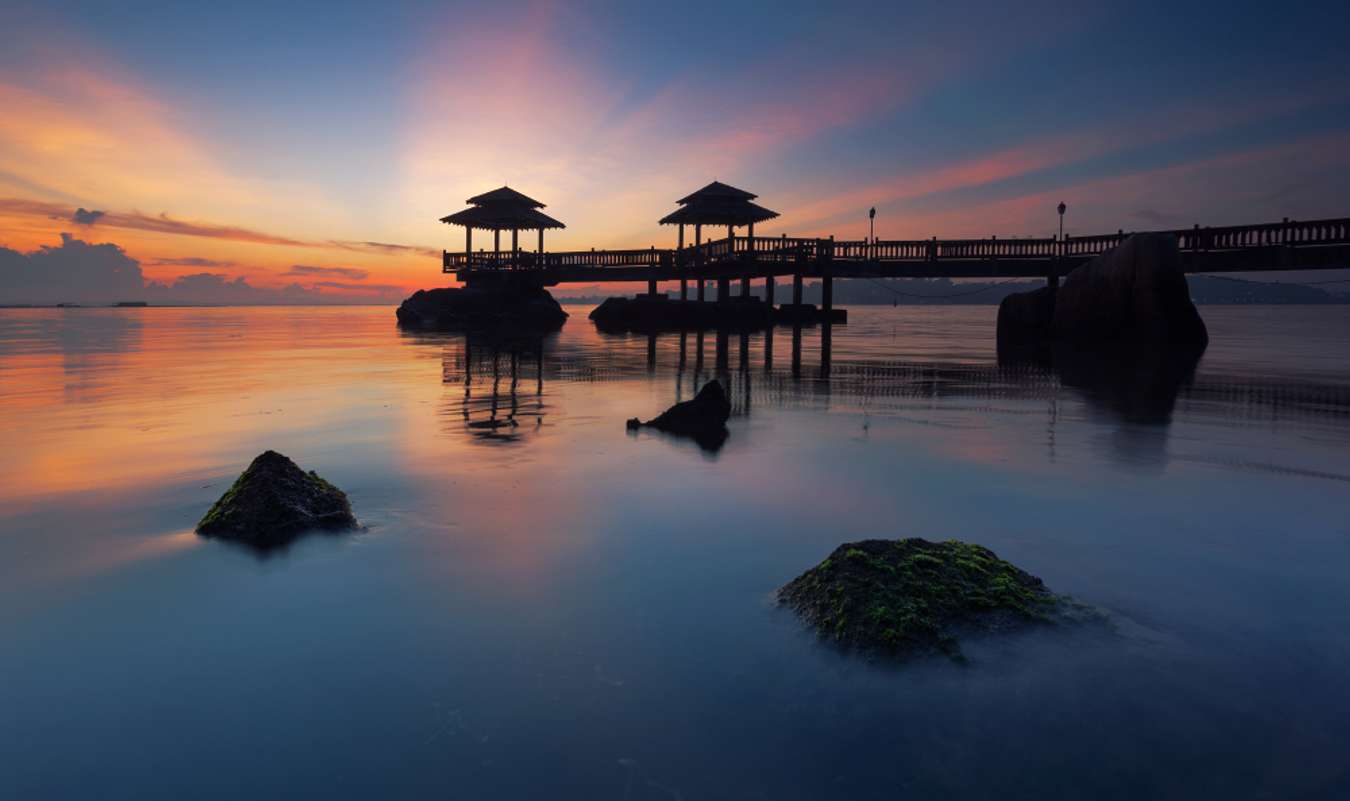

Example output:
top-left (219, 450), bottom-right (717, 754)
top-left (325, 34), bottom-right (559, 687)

top-left (1057, 202), bottom-right (1067, 216)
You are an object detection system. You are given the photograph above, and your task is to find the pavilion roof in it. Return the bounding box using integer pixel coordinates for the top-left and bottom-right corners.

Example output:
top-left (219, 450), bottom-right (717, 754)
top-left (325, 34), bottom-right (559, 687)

top-left (676, 180), bottom-right (757, 205)
top-left (441, 186), bottom-right (564, 230)
top-left (658, 197), bottom-right (779, 227)
top-left (465, 186), bottom-right (547, 208)
top-left (440, 204), bottom-right (565, 231)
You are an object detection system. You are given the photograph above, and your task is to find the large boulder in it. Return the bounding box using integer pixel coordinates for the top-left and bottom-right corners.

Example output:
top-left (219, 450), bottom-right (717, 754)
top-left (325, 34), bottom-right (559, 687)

top-left (197, 451), bottom-right (358, 548)
top-left (997, 233), bottom-right (1208, 347)
top-left (779, 538), bottom-right (1089, 662)
top-left (626, 380), bottom-right (731, 450)
top-left (396, 285), bottom-right (567, 333)
top-left (995, 286), bottom-right (1056, 344)
top-left (1053, 233), bottom-right (1207, 344)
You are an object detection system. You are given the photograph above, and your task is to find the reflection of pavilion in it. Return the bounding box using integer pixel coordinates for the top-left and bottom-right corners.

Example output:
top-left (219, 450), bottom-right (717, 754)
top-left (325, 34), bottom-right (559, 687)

top-left (441, 337), bottom-right (547, 444)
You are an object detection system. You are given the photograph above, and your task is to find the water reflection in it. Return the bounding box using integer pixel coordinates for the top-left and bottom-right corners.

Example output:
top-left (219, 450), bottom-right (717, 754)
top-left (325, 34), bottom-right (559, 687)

top-left (441, 335), bottom-right (549, 444)
top-left (424, 317), bottom-right (1350, 472)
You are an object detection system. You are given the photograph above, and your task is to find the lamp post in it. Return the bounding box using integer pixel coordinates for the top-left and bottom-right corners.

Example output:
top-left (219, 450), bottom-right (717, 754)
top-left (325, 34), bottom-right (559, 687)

top-left (1054, 201), bottom-right (1067, 290)
top-left (868, 206), bottom-right (876, 260)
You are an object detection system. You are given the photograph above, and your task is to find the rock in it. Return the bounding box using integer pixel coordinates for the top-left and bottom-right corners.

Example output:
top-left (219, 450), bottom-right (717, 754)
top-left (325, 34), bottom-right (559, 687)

top-left (995, 286), bottom-right (1056, 345)
top-left (196, 451), bottom-right (358, 548)
top-left (1053, 233), bottom-right (1207, 344)
top-left (627, 380), bottom-right (731, 452)
top-left (589, 295), bottom-right (773, 333)
top-left (396, 285), bottom-right (567, 333)
top-left (779, 538), bottom-right (1079, 661)
top-left (996, 233), bottom-right (1208, 347)
top-left (637, 380), bottom-right (731, 434)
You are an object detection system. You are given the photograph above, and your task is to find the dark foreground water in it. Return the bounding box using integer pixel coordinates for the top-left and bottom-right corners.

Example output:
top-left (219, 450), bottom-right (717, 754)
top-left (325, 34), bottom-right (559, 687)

top-left (2, 305), bottom-right (1349, 800)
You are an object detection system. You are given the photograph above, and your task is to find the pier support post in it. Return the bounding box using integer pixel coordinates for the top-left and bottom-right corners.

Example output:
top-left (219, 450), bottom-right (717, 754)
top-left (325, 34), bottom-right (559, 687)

top-left (648, 246), bottom-right (658, 297)
top-left (741, 277), bottom-right (750, 298)
top-left (821, 237), bottom-right (834, 315)
top-left (792, 271), bottom-right (803, 306)
top-left (717, 278), bottom-right (731, 303)
top-left (765, 274), bottom-right (775, 305)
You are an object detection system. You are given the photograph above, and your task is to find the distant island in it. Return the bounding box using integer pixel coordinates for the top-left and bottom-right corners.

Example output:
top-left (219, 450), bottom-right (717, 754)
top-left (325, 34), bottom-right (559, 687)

top-left (558, 274), bottom-right (1349, 306)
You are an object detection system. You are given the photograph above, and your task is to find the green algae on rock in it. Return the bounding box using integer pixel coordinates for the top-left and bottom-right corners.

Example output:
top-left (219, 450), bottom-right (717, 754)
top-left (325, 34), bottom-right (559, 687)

top-left (196, 451), bottom-right (358, 548)
top-left (778, 538), bottom-right (1070, 661)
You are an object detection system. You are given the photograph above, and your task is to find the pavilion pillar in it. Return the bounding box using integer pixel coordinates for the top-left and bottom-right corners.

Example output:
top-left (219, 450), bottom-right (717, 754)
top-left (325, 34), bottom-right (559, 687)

top-left (678, 224), bottom-right (687, 301)
top-left (511, 228), bottom-right (519, 268)
top-left (494, 230), bottom-right (500, 263)
top-left (466, 227), bottom-right (472, 259)
top-left (695, 224), bottom-right (704, 302)
top-left (538, 228), bottom-right (544, 254)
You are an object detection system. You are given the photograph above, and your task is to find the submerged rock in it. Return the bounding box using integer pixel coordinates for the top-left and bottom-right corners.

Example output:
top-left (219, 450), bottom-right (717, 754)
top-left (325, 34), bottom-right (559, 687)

top-left (997, 233), bottom-right (1208, 347)
top-left (590, 295), bottom-right (772, 333)
top-left (779, 538), bottom-right (1079, 661)
top-left (396, 285), bottom-right (567, 333)
top-left (628, 380), bottom-right (731, 451)
top-left (196, 451), bottom-right (358, 547)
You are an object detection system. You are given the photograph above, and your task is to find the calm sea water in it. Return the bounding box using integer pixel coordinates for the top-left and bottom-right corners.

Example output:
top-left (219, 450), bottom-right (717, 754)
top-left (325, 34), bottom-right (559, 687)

top-left (2, 305), bottom-right (1349, 800)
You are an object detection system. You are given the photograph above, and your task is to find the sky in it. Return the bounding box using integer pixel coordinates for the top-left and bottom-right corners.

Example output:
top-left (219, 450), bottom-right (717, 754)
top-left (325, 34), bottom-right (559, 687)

top-left (1, 0), bottom-right (1348, 303)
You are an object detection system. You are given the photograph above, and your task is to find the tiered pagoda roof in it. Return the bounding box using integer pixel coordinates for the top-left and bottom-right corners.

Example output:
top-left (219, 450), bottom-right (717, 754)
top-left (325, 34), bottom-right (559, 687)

top-left (440, 186), bottom-right (565, 231)
top-left (659, 181), bottom-right (779, 227)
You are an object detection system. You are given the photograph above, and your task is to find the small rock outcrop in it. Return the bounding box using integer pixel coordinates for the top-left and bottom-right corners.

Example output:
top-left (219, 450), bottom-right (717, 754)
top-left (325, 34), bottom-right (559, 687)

top-left (779, 538), bottom-right (1078, 661)
top-left (196, 451), bottom-right (358, 548)
top-left (997, 233), bottom-right (1208, 347)
top-left (627, 380), bottom-right (731, 449)
top-left (396, 285), bottom-right (567, 333)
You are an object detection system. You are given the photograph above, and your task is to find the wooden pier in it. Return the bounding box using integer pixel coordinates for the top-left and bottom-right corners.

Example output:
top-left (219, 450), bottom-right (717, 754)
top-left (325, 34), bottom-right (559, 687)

top-left (439, 185), bottom-right (1350, 314)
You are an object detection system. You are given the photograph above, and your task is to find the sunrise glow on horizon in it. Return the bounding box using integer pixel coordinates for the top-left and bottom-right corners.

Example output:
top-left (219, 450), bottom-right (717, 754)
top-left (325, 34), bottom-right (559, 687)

top-left (3, 0), bottom-right (1349, 303)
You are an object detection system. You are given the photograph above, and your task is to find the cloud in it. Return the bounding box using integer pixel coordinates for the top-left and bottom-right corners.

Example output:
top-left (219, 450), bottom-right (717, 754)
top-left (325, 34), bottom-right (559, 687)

top-left (144, 256), bottom-right (235, 268)
top-left (284, 264), bottom-right (369, 280)
top-left (0, 235), bottom-right (404, 305)
top-left (0, 197), bottom-right (437, 255)
top-left (72, 207), bottom-right (105, 225)
top-left (0, 233), bottom-right (143, 304)
top-left (330, 240), bottom-right (440, 258)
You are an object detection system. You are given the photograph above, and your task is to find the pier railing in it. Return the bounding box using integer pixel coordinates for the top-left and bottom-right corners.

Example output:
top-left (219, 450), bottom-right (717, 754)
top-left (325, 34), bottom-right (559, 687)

top-left (444, 216), bottom-right (1350, 275)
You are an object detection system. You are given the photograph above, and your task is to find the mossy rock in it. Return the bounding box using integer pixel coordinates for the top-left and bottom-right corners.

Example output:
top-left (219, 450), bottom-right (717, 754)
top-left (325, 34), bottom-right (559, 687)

top-left (197, 451), bottom-right (358, 548)
top-left (779, 538), bottom-right (1079, 661)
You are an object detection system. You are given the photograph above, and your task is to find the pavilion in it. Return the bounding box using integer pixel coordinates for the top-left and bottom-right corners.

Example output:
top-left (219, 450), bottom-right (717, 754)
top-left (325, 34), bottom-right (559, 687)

top-left (440, 187), bottom-right (565, 268)
top-left (660, 181), bottom-right (779, 301)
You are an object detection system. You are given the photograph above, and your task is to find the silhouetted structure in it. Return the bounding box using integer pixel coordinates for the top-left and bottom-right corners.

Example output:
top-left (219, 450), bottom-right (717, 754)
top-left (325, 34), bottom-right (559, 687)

top-left (440, 186), bottom-right (565, 270)
top-left (658, 181), bottom-right (780, 302)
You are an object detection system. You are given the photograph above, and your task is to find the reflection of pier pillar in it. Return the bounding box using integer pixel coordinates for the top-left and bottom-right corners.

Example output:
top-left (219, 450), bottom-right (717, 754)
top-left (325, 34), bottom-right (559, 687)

top-left (820, 322), bottom-right (832, 379)
top-left (678, 330), bottom-right (687, 370)
top-left (647, 332), bottom-right (657, 371)
top-left (763, 325), bottom-right (774, 370)
top-left (791, 324), bottom-right (802, 378)
top-left (739, 331), bottom-right (749, 372)
top-left (716, 329), bottom-right (729, 370)
top-left (695, 330), bottom-right (705, 375)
